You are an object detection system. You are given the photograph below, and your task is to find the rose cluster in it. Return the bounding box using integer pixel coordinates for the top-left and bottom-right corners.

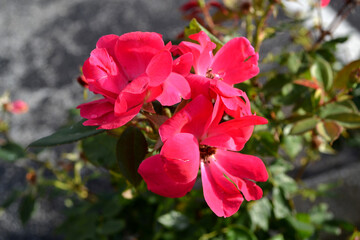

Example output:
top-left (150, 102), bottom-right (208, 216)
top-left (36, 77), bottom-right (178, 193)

top-left (77, 31), bottom-right (268, 217)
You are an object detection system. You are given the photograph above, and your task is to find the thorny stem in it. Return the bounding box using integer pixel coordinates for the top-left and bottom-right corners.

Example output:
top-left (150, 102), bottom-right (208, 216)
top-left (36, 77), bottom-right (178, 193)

top-left (245, 14), bottom-right (253, 43)
top-left (253, 1), bottom-right (276, 52)
top-left (198, 0), bottom-right (220, 36)
top-left (313, 0), bottom-right (358, 49)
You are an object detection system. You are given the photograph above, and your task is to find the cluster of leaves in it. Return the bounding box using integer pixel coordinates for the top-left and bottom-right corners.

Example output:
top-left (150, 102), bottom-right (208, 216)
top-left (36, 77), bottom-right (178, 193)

top-left (1, 0), bottom-right (360, 239)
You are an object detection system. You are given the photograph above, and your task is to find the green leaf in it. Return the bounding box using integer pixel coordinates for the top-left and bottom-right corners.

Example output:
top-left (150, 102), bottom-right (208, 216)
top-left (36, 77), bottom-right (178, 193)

top-left (325, 112), bottom-right (360, 128)
top-left (333, 59), bottom-right (360, 89)
top-left (97, 219), bottom-right (125, 235)
top-left (286, 214), bottom-right (315, 238)
top-left (349, 230), bottom-right (360, 240)
top-left (263, 74), bottom-right (292, 98)
top-left (268, 235), bottom-right (285, 240)
top-left (310, 56), bottom-right (333, 91)
top-left (272, 187), bottom-right (291, 219)
top-left (82, 133), bottom-right (118, 170)
top-left (319, 100), bottom-right (358, 118)
top-left (29, 119), bottom-right (105, 148)
top-left (282, 135), bottom-right (302, 159)
top-left (290, 117), bottom-right (318, 135)
top-left (184, 18), bottom-right (224, 52)
top-left (226, 226), bottom-right (258, 240)
top-left (158, 210), bottom-right (189, 231)
top-left (0, 142), bottom-right (26, 162)
top-left (248, 198), bottom-right (272, 231)
top-left (316, 121), bottom-right (342, 143)
top-left (116, 126), bottom-right (148, 187)
top-left (287, 52), bottom-right (302, 73)
top-left (309, 203), bottom-right (333, 225)
top-left (19, 194), bottom-right (36, 224)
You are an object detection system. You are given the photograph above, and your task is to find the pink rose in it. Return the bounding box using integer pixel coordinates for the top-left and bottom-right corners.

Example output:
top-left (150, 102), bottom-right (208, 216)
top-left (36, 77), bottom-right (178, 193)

top-left (4, 100), bottom-right (29, 114)
top-left (77, 32), bottom-right (191, 129)
top-left (174, 31), bottom-right (259, 114)
top-left (138, 95), bottom-right (268, 217)
top-left (321, 0), bottom-right (330, 7)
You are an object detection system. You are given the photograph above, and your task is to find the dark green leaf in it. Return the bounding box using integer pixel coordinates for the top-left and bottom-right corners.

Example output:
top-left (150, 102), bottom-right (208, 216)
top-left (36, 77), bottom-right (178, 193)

top-left (1, 191), bottom-right (20, 209)
top-left (184, 18), bottom-right (224, 52)
top-left (0, 142), bottom-right (26, 162)
top-left (226, 226), bottom-right (258, 240)
top-left (116, 126), bottom-right (148, 187)
top-left (19, 194), bottom-right (36, 224)
top-left (290, 117), bottom-right (318, 135)
top-left (333, 59), bottom-right (360, 89)
top-left (325, 112), bottom-right (360, 128)
top-left (263, 74), bottom-right (292, 98)
top-left (97, 219), bottom-right (125, 235)
top-left (29, 119), bottom-right (105, 148)
top-left (82, 133), bottom-right (118, 170)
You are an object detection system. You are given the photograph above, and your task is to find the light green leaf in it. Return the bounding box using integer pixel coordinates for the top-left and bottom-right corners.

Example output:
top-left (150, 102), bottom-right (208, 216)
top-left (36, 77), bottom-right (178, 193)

top-left (282, 135), bottom-right (302, 159)
top-left (290, 117), bottom-right (318, 135)
top-left (29, 119), bottom-right (105, 148)
top-left (158, 210), bottom-right (189, 231)
top-left (248, 198), bottom-right (272, 231)
top-left (273, 187), bottom-right (291, 219)
top-left (286, 214), bottom-right (315, 238)
top-left (319, 100), bottom-right (358, 119)
top-left (310, 56), bottom-right (333, 91)
top-left (184, 18), bottom-right (224, 52)
top-left (316, 121), bottom-right (342, 143)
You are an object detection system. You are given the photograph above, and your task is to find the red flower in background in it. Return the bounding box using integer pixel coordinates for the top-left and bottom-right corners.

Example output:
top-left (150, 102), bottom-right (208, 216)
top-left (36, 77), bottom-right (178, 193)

top-left (321, 0), bottom-right (331, 7)
top-left (78, 32), bottom-right (191, 129)
top-left (4, 100), bottom-right (29, 114)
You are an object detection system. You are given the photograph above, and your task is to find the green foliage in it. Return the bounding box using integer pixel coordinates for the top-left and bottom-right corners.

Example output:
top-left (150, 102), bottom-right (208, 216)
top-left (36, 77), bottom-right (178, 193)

top-left (28, 119), bottom-right (105, 148)
top-left (0, 141), bottom-right (26, 161)
top-left (2, 1), bottom-right (360, 239)
top-left (18, 194), bottom-right (36, 224)
top-left (82, 132), bottom-right (118, 170)
top-left (116, 126), bottom-right (148, 187)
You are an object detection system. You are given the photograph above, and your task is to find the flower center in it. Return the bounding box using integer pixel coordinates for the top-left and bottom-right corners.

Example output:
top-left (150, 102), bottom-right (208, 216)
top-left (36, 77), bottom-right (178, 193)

top-left (199, 145), bottom-right (217, 164)
top-left (206, 68), bottom-right (223, 80)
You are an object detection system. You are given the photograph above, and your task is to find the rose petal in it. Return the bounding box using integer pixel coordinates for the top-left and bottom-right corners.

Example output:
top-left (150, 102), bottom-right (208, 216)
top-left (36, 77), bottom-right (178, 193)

top-left (146, 50), bottom-right (173, 87)
top-left (159, 95), bottom-right (213, 142)
top-left (211, 37), bottom-right (259, 84)
top-left (161, 133), bottom-right (200, 183)
top-left (138, 155), bottom-right (196, 198)
top-left (116, 32), bottom-right (165, 79)
top-left (201, 159), bottom-right (244, 217)
top-left (156, 72), bottom-right (191, 106)
top-left (214, 149), bottom-right (268, 183)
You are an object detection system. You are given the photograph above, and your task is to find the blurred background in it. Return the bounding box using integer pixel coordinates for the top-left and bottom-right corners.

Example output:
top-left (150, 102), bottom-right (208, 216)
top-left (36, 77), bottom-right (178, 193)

top-left (0, 0), bottom-right (359, 239)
